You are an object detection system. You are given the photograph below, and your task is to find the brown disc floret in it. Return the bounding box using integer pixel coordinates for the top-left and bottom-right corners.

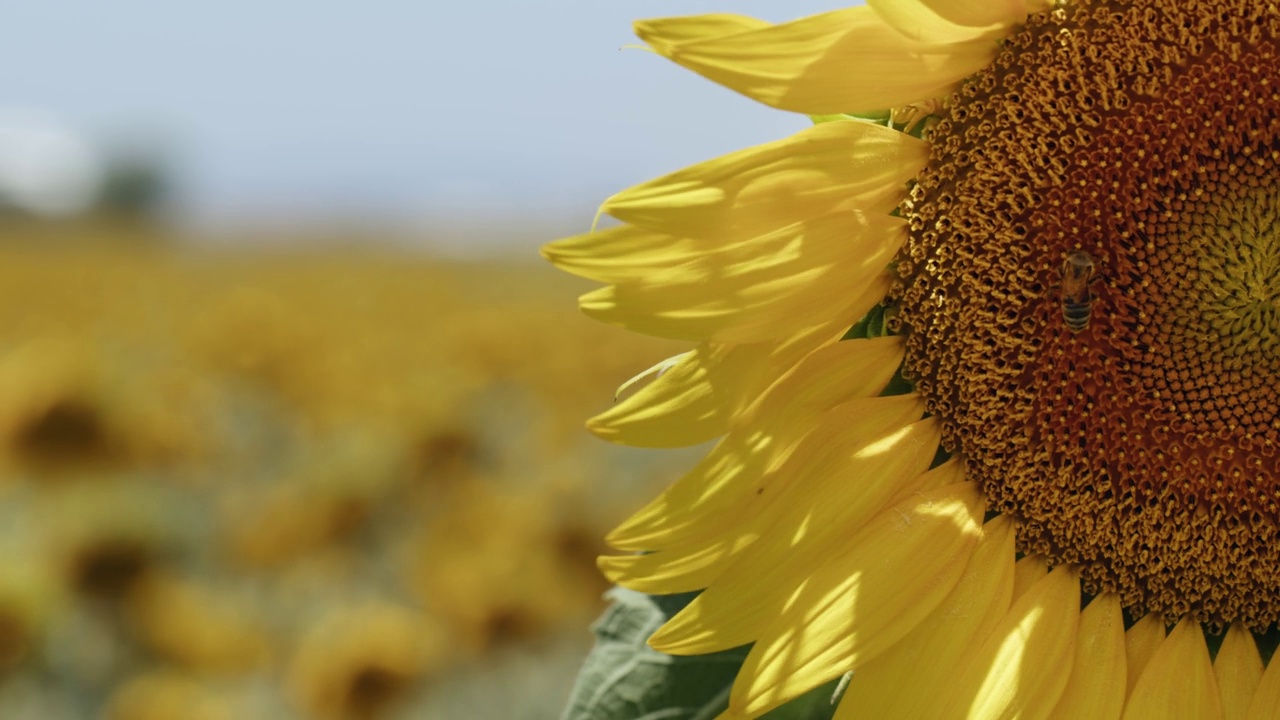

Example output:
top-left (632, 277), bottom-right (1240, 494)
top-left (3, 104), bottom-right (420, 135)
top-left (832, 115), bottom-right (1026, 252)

top-left (892, 0), bottom-right (1280, 629)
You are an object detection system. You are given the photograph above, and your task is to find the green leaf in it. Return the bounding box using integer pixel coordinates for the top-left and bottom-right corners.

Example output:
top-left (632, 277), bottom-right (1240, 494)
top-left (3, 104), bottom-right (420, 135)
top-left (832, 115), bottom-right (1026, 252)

top-left (562, 588), bottom-right (843, 720)
top-left (561, 588), bottom-right (745, 720)
top-left (842, 304), bottom-right (888, 340)
top-left (762, 677), bottom-right (842, 720)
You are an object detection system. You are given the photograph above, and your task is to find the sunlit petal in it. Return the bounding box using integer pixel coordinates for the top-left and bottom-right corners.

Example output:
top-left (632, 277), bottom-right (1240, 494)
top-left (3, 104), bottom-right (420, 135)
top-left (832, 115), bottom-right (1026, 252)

top-left (1048, 593), bottom-right (1126, 720)
top-left (1122, 618), bottom-right (1223, 720)
top-left (936, 566), bottom-right (1080, 720)
top-left (835, 513), bottom-right (1016, 719)
top-left (1215, 624), bottom-right (1262, 720)
top-left (728, 481), bottom-right (985, 716)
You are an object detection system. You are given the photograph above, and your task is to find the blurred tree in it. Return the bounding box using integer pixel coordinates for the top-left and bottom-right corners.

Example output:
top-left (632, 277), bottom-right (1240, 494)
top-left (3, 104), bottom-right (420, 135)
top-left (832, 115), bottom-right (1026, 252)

top-left (95, 151), bottom-right (169, 221)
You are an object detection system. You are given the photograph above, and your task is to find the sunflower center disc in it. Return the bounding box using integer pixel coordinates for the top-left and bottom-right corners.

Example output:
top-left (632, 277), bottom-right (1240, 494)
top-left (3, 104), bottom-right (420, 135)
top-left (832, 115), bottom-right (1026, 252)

top-left (893, 0), bottom-right (1280, 628)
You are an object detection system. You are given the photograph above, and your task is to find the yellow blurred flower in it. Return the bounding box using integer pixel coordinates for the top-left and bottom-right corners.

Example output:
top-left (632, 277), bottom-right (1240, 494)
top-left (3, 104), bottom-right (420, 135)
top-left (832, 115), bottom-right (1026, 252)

top-left (0, 338), bottom-right (201, 474)
top-left (40, 480), bottom-right (186, 601)
top-left (186, 285), bottom-right (326, 406)
top-left (220, 429), bottom-right (404, 568)
top-left (409, 481), bottom-right (608, 654)
top-left (126, 573), bottom-right (269, 673)
top-left (546, 1), bottom-right (1280, 717)
top-left (414, 426), bottom-right (482, 486)
top-left (286, 601), bottom-right (444, 720)
top-left (104, 671), bottom-right (231, 720)
top-left (0, 541), bottom-right (63, 672)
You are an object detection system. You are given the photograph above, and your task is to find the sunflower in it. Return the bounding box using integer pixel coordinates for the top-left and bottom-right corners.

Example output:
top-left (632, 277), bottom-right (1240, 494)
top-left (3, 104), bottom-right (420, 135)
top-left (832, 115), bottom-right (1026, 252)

top-left (105, 671), bottom-right (231, 720)
top-left (286, 601), bottom-right (443, 720)
top-left (544, 1), bottom-right (1280, 717)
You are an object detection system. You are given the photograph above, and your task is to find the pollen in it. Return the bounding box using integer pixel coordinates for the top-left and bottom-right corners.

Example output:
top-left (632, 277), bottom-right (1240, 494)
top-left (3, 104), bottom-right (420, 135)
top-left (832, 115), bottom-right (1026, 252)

top-left (892, 0), bottom-right (1280, 629)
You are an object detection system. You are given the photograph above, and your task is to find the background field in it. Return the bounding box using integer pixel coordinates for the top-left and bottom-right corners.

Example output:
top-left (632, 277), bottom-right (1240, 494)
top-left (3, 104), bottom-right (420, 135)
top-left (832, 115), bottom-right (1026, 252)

top-left (0, 223), bottom-right (692, 720)
top-left (0, 4), bottom-right (853, 715)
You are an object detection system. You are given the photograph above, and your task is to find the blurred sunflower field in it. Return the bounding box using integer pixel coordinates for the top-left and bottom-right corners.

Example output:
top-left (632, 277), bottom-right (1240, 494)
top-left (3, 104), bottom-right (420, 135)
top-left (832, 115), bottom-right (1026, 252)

top-left (0, 221), bottom-right (690, 720)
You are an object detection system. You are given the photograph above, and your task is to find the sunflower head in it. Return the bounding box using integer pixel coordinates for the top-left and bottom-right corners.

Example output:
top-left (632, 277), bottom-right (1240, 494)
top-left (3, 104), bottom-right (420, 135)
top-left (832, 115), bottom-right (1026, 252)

top-left (126, 574), bottom-right (269, 672)
top-left (0, 338), bottom-right (203, 474)
top-left (287, 602), bottom-right (443, 720)
top-left (549, 0), bottom-right (1280, 717)
top-left (44, 480), bottom-right (186, 601)
top-left (891, 0), bottom-right (1280, 631)
top-left (0, 339), bottom-right (122, 472)
top-left (408, 480), bottom-right (609, 653)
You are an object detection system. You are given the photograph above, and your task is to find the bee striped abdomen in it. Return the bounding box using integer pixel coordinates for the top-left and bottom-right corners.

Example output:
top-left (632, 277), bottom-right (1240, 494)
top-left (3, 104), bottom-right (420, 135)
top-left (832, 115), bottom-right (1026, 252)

top-left (1060, 251), bottom-right (1095, 333)
top-left (1062, 297), bottom-right (1093, 332)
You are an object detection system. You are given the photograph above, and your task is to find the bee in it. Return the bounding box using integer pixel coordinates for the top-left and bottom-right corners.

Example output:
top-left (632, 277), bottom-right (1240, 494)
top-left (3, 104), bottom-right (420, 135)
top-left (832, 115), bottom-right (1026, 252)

top-left (1060, 251), bottom-right (1096, 332)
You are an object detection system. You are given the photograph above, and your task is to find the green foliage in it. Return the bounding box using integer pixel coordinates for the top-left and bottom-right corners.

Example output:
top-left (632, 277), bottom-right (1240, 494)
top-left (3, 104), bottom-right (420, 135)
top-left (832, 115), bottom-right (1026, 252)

top-left (842, 304), bottom-right (890, 340)
top-left (843, 304), bottom-right (916, 398)
top-left (95, 153), bottom-right (169, 219)
top-left (1257, 625), bottom-right (1280, 664)
top-left (561, 588), bottom-right (744, 720)
top-left (562, 588), bottom-right (840, 720)
top-left (809, 111), bottom-right (891, 126)
top-left (809, 108), bottom-right (938, 138)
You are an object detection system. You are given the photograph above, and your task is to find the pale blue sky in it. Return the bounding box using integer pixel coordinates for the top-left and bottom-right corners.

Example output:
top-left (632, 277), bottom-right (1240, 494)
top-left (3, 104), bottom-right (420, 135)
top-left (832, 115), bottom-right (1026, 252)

top-left (1, 1), bottom-right (859, 237)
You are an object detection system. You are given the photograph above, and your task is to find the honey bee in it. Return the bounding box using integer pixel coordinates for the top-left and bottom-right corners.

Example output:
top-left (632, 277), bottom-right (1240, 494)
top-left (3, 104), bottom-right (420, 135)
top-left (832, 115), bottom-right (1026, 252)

top-left (1060, 251), bottom-right (1095, 332)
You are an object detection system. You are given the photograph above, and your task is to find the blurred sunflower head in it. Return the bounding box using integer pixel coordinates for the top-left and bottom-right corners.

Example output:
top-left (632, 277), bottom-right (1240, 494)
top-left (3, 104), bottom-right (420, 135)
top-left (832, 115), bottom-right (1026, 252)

top-left (0, 543), bottom-right (62, 673)
top-left (545, 1), bottom-right (1280, 717)
top-left (0, 339), bottom-right (123, 473)
top-left (0, 338), bottom-right (202, 474)
top-left (408, 480), bottom-right (609, 654)
top-left (126, 573), bottom-right (269, 673)
top-left (287, 601), bottom-right (443, 720)
top-left (105, 671), bottom-right (231, 720)
top-left (221, 429), bottom-right (403, 568)
top-left (45, 480), bottom-right (186, 601)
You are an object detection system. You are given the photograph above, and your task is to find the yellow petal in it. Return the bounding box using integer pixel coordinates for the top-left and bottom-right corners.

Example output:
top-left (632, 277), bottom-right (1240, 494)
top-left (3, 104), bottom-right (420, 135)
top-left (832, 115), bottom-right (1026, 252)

top-left (868, 0), bottom-right (1027, 39)
top-left (937, 566), bottom-right (1081, 720)
top-left (637, 13), bottom-right (769, 52)
top-left (598, 531), bottom-right (754, 594)
top-left (604, 392), bottom-right (926, 589)
top-left (890, 455), bottom-right (965, 499)
top-left (635, 8), bottom-right (1005, 115)
top-left (729, 481), bottom-right (985, 717)
top-left (589, 316), bottom-right (845, 447)
top-left (1122, 618), bottom-right (1223, 720)
top-left (1215, 624), bottom-right (1262, 720)
top-left (649, 416), bottom-right (939, 651)
top-left (1049, 593), bottom-right (1126, 720)
top-left (612, 352), bottom-right (690, 403)
top-left (608, 337), bottom-right (906, 551)
top-left (1246, 641), bottom-right (1280, 720)
top-left (578, 211), bottom-right (902, 343)
top-left (586, 341), bottom-right (755, 447)
top-left (836, 514), bottom-right (1016, 719)
top-left (1124, 615), bottom-right (1167, 701)
top-left (600, 105), bottom-right (926, 241)
top-left (610, 397), bottom-right (927, 593)
top-left (542, 225), bottom-right (701, 285)
top-left (1013, 553), bottom-right (1050, 601)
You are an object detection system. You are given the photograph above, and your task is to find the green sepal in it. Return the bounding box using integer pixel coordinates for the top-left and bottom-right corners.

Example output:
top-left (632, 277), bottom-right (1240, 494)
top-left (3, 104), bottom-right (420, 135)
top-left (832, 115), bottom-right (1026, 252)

top-left (809, 113), bottom-right (857, 124)
top-left (810, 111), bottom-right (892, 126)
top-left (843, 304), bottom-right (889, 340)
